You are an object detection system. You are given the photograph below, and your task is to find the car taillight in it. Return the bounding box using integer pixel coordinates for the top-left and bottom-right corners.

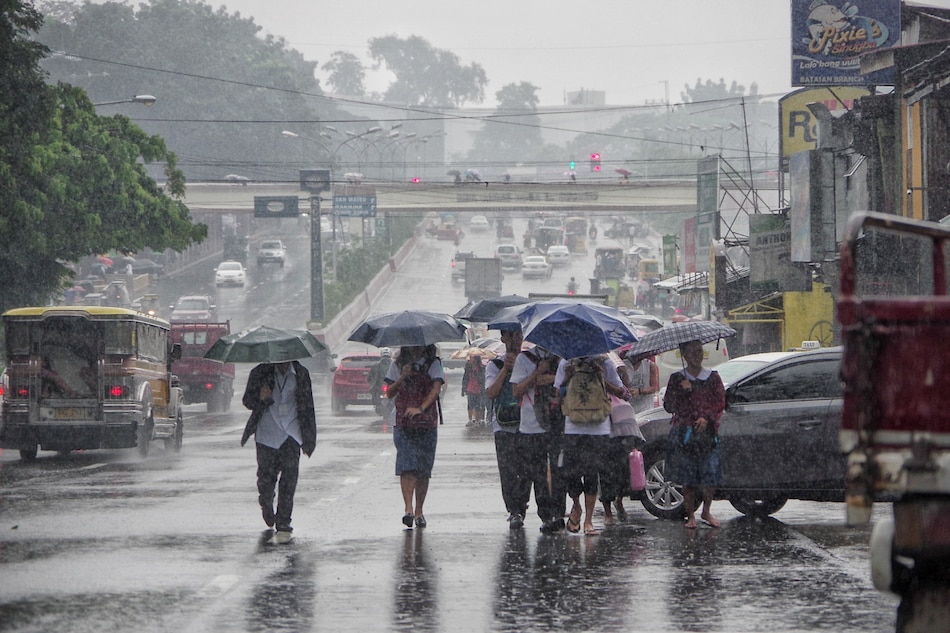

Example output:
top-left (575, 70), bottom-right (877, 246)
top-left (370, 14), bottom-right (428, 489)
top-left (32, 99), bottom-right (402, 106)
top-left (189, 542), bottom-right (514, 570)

top-left (203, 382), bottom-right (214, 391)
top-left (451, 261), bottom-right (457, 268)
top-left (382, 384), bottom-right (389, 396)
top-left (106, 384), bottom-right (129, 398)
top-left (15, 386), bottom-right (29, 398)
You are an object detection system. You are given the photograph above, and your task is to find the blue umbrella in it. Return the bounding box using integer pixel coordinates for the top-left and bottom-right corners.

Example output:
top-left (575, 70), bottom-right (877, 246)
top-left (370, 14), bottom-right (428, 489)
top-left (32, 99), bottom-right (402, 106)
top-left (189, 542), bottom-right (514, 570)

top-left (518, 302), bottom-right (639, 359)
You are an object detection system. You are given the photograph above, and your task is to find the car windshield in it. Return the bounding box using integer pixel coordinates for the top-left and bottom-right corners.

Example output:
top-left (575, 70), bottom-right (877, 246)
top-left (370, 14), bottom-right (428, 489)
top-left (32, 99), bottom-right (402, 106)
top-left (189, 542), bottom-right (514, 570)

top-left (714, 358), bottom-right (773, 386)
top-left (342, 357), bottom-right (379, 369)
top-left (261, 242), bottom-right (281, 249)
top-left (176, 299), bottom-right (208, 310)
top-left (219, 262), bottom-right (241, 271)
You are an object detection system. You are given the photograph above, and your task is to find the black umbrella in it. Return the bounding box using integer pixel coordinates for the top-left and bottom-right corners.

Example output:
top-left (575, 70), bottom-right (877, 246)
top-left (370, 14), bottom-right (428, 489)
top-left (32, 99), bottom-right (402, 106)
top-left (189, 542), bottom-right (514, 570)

top-left (453, 294), bottom-right (532, 323)
top-left (348, 310), bottom-right (468, 347)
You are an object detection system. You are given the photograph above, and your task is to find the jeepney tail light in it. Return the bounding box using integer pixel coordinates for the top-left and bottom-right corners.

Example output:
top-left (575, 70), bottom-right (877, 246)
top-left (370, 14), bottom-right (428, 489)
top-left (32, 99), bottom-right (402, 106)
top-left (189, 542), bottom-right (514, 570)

top-left (15, 386), bottom-right (29, 398)
top-left (107, 384), bottom-right (129, 398)
top-left (203, 382), bottom-right (214, 391)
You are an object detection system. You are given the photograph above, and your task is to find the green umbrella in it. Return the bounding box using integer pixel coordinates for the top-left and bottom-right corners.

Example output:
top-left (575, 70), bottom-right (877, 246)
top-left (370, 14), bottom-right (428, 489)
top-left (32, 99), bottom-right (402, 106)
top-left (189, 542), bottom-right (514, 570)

top-left (203, 325), bottom-right (327, 363)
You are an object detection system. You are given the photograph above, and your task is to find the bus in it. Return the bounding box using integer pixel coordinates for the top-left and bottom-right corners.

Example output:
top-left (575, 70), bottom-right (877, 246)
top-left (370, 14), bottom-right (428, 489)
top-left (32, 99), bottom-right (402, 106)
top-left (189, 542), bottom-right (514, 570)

top-left (1, 306), bottom-right (183, 460)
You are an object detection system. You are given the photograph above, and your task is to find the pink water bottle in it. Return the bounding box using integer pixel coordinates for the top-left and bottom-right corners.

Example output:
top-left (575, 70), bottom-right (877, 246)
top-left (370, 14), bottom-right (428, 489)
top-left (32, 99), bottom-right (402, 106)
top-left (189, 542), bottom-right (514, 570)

top-left (629, 449), bottom-right (646, 491)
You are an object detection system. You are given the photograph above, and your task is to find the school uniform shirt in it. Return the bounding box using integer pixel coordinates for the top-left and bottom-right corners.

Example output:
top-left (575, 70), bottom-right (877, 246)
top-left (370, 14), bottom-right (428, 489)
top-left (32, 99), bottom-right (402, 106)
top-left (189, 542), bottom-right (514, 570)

top-left (509, 350), bottom-right (549, 435)
top-left (255, 364), bottom-right (304, 449)
top-left (554, 356), bottom-right (624, 436)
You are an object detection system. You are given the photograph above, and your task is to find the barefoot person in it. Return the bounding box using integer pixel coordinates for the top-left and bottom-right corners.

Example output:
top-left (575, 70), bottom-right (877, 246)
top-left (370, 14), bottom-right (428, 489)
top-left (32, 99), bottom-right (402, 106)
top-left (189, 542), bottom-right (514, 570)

top-left (662, 340), bottom-right (726, 529)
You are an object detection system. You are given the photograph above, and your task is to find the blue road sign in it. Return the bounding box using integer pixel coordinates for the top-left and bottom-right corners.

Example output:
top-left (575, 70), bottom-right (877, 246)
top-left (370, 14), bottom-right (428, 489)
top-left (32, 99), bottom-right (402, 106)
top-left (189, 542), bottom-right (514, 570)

top-left (333, 195), bottom-right (377, 217)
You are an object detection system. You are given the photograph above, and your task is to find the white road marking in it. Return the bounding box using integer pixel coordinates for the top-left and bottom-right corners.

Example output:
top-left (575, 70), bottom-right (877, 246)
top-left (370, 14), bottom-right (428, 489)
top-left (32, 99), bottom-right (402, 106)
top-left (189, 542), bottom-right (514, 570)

top-left (197, 574), bottom-right (240, 598)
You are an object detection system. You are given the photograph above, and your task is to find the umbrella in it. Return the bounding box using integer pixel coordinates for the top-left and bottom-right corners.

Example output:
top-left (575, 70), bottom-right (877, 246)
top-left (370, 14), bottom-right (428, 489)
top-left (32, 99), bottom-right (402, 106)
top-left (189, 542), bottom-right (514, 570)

top-left (446, 169), bottom-right (461, 176)
top-left (96, 254), bottom-right (114, 267)
top-left (615, 168), bottom-right (632, 177)
top-left (453, 294), bottom-right (532, 322)
top-left (624, 320), bottom-right (736, 363)
top-left (348, 310), bottom-right (468, 348)
top-left (627, 313), bottom-right (665, 331)
top-left (203, 325), bottom-right (328, 363)
top-left (519, 302), bottom-right (639, 359)
top-left (450, 346), bottom-right (500, 361)
top-left (487, 298), bottom-right (586, 331)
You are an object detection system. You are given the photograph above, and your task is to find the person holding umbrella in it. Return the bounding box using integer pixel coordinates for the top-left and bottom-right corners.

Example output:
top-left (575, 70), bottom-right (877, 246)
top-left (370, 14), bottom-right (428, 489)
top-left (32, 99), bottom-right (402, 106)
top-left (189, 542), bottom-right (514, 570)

top-left (384, 344), bottom-right (445, 529)
top-left (662, 339), bottom-right (726, 529)
top-left (241, 359), bottom-right (317, 544)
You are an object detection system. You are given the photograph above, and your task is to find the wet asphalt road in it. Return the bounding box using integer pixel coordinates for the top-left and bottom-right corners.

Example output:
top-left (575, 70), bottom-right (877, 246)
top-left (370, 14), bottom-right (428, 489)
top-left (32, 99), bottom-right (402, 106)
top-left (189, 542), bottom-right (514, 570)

top-left (0, 215), bottom-right (899, 632)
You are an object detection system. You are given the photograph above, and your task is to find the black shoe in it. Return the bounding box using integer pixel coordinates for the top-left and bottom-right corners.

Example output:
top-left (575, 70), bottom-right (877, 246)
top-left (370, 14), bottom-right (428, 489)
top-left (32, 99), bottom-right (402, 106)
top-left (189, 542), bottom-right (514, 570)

top-left (509, 514), bottom-right (524, 530)
top-left (415, 516), bottom-right (427, 529)
top-left (262, 507), bottom-right (276, 528)
top-left (402, 513), bottom-right (414, 528)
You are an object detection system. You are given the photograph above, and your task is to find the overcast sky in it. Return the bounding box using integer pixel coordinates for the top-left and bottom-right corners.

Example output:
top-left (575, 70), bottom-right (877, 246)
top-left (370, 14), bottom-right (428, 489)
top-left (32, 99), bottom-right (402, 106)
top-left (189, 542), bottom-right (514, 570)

top-left (215, 0), bottom-right (950, 107)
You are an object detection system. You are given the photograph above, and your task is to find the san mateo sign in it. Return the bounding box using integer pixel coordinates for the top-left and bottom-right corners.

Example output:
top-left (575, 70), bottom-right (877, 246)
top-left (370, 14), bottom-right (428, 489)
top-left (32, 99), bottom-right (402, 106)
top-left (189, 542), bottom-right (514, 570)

top-left (333, 184), bottom-right (377, 217)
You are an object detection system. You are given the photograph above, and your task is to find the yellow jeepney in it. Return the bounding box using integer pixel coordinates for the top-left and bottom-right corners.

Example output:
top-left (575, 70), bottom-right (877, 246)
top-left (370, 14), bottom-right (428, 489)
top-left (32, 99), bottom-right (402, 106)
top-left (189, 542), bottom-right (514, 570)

top-left (1, 306), bottom-right (183, 460)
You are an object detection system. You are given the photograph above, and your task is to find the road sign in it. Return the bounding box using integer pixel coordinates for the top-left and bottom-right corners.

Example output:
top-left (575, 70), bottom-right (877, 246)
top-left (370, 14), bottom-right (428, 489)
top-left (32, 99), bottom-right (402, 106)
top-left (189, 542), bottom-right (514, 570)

top-left (333, 195), bottom-right (377, 217)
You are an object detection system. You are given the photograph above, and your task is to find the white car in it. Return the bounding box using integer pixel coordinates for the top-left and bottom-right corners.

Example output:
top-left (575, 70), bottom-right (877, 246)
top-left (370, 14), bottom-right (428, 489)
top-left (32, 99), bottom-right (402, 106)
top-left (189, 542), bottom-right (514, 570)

top-left (521, 255), bottom-right (552, 279)
top-left (469, 215), bottom-right (490, 231)
top-left (257, 240), bottom-right (286, 267)
top-left (215, 260), bottom-right (246, 287)
top-left (546, 245), bottom-right (571, 267)
top-left (494, 243), bottom-right (523, 270)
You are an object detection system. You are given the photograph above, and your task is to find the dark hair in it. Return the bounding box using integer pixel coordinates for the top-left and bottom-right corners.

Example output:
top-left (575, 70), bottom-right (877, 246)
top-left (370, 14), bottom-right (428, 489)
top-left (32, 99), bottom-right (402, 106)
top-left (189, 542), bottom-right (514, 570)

top-left (679, 339), bottom-right (702, 353)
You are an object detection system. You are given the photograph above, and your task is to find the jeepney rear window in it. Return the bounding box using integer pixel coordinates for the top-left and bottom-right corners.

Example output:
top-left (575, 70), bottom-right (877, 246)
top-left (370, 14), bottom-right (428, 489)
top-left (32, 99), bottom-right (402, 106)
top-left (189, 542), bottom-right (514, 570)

top-left (5, 322), bottom-right (30, 356)
top-left (181, 331), bottom-right (209, 345)
top-left (137, 323), bottom-right (166, 362)
top-left (104, 322), bottom-right (135, 355)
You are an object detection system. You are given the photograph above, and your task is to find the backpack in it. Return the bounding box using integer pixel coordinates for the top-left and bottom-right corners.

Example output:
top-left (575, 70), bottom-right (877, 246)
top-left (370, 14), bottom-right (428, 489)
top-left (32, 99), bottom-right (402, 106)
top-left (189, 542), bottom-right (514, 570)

top-left (524, 351), bottom-right (565, 433)
top-left (490, 358), bottom-right (521, 427)
top-left (561, 357), bottom-right (612, 424)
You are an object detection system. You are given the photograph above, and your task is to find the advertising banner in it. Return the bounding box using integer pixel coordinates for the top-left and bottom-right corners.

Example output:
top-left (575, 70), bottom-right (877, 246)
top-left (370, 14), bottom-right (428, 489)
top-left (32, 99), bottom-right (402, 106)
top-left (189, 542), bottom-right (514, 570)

top-left (791, 0), bottom-right (900, 87)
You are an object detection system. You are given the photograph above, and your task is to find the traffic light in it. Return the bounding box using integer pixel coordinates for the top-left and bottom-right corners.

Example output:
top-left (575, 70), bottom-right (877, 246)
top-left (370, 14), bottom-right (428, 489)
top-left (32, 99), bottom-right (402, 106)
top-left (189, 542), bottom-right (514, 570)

top-left (569, 158), bottom-right (576, 170)
top-left (590, 152), bottom-right (601, 172)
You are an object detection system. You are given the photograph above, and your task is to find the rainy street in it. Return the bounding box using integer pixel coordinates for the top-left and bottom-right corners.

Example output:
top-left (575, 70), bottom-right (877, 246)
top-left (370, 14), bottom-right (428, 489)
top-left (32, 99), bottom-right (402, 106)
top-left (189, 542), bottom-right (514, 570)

top-left (0, 216), bottom-right (899, 633)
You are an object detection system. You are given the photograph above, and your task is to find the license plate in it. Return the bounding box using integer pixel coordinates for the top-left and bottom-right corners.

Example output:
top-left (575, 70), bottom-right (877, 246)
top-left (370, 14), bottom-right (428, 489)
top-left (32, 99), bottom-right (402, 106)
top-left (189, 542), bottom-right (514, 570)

top-left (357, 393), bottom-right (372, 400)
top-left (40, 407), bottom-right (90, 420)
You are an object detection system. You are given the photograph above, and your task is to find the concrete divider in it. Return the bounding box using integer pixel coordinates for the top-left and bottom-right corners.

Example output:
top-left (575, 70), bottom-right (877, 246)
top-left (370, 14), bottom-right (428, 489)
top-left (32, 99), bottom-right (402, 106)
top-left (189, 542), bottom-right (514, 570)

top-left (313, 234), bottom-right (419, 351)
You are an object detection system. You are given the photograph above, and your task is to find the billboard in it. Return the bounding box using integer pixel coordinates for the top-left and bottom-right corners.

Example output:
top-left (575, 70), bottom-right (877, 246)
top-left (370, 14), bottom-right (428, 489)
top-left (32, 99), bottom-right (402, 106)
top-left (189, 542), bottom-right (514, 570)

top-left (791, 0), bottom-right (900, 87)
top-left (779, 87), bottom-right (870, 167)
top-left (254, 196), bottom-right (299, 218)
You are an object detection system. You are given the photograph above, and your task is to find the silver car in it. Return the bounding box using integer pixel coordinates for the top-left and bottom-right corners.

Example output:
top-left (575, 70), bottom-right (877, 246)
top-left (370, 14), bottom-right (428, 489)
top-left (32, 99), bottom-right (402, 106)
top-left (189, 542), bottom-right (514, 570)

top-left (636, 347), bottom-right (846, 519)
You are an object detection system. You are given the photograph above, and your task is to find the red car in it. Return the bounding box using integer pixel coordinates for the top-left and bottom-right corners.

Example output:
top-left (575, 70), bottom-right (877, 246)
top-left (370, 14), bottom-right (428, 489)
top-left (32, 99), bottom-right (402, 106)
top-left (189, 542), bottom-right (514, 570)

top-left (331, 354), bottom-right (380, 413)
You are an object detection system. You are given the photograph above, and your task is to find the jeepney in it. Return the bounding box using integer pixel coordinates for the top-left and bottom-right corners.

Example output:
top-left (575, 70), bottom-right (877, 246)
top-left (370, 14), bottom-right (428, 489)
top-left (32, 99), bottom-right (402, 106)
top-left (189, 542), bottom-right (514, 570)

top-left (0, 306), bottom-right (183, 459)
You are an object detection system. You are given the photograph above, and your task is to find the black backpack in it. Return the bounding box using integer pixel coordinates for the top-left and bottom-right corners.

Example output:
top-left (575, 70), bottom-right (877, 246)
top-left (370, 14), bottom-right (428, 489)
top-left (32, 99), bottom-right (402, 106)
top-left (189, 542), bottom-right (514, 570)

top-left (490, 358), bottom-right (521, 426)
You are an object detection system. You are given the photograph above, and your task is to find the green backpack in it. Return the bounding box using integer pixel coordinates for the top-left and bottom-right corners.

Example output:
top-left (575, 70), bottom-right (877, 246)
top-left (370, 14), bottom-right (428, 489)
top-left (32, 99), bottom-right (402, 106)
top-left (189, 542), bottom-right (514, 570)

top-left (561, 357), bottom-right (612, 424)
top-left (491, 358), bottom-right (521, 426)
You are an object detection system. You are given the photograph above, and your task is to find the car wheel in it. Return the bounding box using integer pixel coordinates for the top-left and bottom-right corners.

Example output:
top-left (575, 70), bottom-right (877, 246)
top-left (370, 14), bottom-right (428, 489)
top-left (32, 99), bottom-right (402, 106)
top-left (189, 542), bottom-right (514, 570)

top-left (729, 496), bottom-right (788, 518)
top-left (19, 445), bottom-right (38, 461)
top-left (331, 396), bottom-right (345, 413)
top-left (640, 454), bottom-right (687, 520)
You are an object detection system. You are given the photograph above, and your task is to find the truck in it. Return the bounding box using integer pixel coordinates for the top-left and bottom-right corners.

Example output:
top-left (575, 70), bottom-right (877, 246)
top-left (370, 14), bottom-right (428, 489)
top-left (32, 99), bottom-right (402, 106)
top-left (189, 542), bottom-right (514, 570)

top-left (464, 257), bottom-right (503, 301)
top-left (169, 321), bottom-right (235, 413)
top-left (838, 211), bottom-right (950, 631)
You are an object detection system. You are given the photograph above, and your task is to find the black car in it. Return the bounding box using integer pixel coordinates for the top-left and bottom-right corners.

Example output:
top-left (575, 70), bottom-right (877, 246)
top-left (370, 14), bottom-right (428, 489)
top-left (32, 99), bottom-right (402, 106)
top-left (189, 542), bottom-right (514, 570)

top-left (636, 347), bottom-right (846, 519)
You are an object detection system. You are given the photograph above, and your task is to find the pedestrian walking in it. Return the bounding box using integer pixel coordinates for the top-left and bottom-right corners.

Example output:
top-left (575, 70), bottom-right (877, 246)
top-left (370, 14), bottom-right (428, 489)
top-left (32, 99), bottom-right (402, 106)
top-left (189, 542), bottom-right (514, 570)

top-left (385, 344), bottom-right (445, 529)
top-left (662, 339), bottom-right (726, 529)
top-left (241, 360), bottom-right (317, 544)
top-left (555, 354), bottom-right (627, 535)
top-left (462, 353), bottom-right (487, 426)
top-left (511, 345), bottom-right (566, 533)
top-left (485, 328), bottom-right (531, 529)
top-left (623, 352), bottom-right (660, 413)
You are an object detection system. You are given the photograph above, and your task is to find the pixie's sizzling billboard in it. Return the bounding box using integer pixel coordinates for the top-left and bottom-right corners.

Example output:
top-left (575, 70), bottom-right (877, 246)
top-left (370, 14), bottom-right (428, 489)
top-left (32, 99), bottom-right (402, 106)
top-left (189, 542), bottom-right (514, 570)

top-left (791, 0), bottom-right (900, 87)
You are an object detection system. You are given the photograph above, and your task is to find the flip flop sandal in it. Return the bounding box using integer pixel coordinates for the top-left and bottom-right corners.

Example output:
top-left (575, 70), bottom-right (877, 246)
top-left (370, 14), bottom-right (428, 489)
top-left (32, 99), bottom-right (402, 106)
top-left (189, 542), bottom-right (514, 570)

top-left (566, 517), bottom-right (581, 533)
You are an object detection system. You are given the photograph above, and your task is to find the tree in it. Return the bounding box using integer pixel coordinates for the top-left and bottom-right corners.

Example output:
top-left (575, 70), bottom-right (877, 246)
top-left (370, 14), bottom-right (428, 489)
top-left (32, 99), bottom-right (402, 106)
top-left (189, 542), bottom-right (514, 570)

top-left (37, 0), bottom-right (341, 182)
top-left (681, 77), bottom-right (759, 104)
top-left (0, 1), bottom-right (206, 313)
top-left (322, 51), bottom-right (365, 96)
top-left (368, 34), bottom-right (487, 107)
top-left (467, 82), bottom-right (548, 166)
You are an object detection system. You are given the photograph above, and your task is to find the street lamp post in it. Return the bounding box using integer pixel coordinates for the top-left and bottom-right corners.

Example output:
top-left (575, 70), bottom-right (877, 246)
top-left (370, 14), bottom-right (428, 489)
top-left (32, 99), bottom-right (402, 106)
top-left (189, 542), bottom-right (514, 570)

top-left (93, 94), bottom-right (157, 107)
top-left (335, 126), bottom-right (382, 176)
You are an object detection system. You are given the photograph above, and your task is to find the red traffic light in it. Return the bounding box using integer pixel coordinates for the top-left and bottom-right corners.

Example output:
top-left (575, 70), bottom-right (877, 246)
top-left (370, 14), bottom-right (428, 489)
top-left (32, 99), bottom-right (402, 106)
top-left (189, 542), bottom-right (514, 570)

top-left (590, 152), bottom-right (602, 172)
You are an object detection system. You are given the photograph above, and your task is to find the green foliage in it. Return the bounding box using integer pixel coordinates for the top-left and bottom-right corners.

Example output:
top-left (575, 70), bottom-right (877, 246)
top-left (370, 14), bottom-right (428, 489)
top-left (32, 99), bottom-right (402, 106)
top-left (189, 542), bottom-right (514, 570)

top-left (0, 1), bottom-right (207, 314)
top-left (322, 51), bottom-right (366, 96)
top-left (368, 35), bottom-right (487, 108)
top-left (467, 82), bottom-right (544, 164)
top-left (681, 77), bottom-right (759, 104)
top-left (37, 0), bottom-right (338, 182)
top-left (321, 214), bottom-right (417, 320)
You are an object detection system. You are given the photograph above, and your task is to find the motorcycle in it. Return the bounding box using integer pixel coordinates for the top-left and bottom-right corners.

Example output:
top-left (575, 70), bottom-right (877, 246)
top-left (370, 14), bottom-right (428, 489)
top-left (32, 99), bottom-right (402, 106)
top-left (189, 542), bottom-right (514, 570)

top-left (566, 279), bottom-right (579, 295)
top-left (375, 383), bottom-right (395, 419)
